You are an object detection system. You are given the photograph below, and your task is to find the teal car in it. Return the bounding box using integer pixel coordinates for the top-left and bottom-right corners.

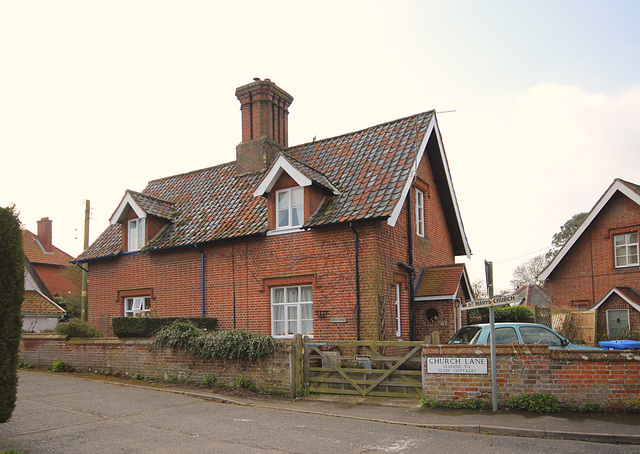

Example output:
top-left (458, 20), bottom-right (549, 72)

top-left (448, 323), bottom-right (600, 350)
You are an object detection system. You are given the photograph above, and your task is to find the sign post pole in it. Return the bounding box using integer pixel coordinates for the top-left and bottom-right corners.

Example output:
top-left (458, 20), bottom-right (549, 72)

top-left (485, 260), bottom-right (498, 412)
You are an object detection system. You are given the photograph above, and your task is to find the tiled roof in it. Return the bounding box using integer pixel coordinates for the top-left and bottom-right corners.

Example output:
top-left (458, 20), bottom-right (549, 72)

top-left (78, 111), bottom-right (465, 261)
top-left (22, 230), bottom-right (74, 266)
top-left (22, 290), bottom-right (65, 315)
top-left (128, 191), bottom-right (175, 220)
top-left (513, 283), bottom-right (552, 308)
top-left (415, 264), bottom-right (466, 298)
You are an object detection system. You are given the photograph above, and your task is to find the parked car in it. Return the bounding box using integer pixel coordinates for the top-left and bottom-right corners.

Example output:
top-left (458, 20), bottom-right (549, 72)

top-left (448, 323), bottom-right (600, 350)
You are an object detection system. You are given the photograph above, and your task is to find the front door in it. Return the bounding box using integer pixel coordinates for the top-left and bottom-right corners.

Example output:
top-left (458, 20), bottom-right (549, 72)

top-left (607, 309), bottom-right (630, 337)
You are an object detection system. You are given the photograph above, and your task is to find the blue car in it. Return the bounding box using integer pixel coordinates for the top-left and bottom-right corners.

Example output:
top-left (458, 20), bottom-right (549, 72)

top-left (448, 322), bottom-right (600, 350)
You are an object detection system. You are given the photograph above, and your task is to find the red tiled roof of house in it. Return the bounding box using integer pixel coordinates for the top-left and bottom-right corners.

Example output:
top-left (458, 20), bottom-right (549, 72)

top-left (78, 111), bottom-right (468, 261)
top-left (22, 290), bottom-right (65, 315)
top-left (22, 230), bottom-right (74, 266)
top-left (415, 264), bottom-right (466, 298)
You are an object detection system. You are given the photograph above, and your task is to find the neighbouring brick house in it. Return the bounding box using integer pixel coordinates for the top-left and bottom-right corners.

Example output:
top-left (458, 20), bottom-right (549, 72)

top-left (539, 179), bottom-right (640, 338)
top-left (76, 78), bottom-right (472, 341)
top-left (22, 217), bottom-right (76, 331)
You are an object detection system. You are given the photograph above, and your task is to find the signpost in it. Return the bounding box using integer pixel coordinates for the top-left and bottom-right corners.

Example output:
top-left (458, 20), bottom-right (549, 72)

top-left (458, 261), bottom-right (523, 412)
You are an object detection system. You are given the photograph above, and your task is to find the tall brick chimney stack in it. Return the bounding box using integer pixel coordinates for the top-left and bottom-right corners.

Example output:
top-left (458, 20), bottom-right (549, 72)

top-left (235, 78), bottom-right (294, 175)
top-left (37, 217), bottom-right (53, 253)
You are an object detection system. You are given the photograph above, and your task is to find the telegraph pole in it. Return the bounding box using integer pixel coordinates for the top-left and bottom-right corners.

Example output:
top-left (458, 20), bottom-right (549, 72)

top-left (81, 200), bottom-right (90, 322)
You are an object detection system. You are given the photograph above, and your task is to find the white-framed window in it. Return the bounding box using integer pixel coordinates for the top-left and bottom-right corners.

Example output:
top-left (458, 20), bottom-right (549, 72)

top-left (276, 187), bottom-right (304, 230)
top-left (395, 283), bottom-right (401, 337)
top-left (128, 218), bottom-right (146, 251)
top-left (614, 232), bottom-right (638, 268)
top-left (271, 285), bottom-right (313, 338)
top-left (124, 297), bottom-right (150, 317)
top-left (415, 189), bottom-right (425, 237)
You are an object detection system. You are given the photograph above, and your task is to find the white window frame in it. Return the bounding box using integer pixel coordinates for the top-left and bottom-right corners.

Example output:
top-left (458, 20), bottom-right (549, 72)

top-left (271, 285), bottom-right (313, 338)
top-left (128, 218), bottom-right (146, 252)
top-left (415, 188), bottom-right (425, 238)
top-left (395, 283), bottom-right (401, 337)
top-left (276, 187), bottom-right (304, 231)
top-left (124, 297), bottom-right (150, 317)
top-left (614, 232), bottom-right (639, 268)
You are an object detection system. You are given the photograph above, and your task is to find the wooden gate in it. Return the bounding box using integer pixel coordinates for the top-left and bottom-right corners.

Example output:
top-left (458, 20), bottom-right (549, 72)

top-left (302, 339), bottom-right (423, 398)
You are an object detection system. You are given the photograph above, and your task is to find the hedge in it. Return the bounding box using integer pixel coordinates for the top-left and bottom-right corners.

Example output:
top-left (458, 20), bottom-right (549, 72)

top-left (112, 317), bottom-right (218, 338)
top-left (0, 206), bottom-right (24, 423)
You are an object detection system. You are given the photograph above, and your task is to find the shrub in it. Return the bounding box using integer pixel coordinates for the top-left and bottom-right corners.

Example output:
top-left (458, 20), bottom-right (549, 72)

top-left (112, 316), bottom-right (217, 338)
top-left (0, 205), bottom-right (24, 423)
top-left (51, 361), bottom-right (67, 372)
top-left (18, 361), bottom-right (33, 369)
top-left (55, 319), bottom-right (102, 338)
top-left (234, 375), bottom-right (255, 391)
top-left (203, 373), bottom-right (217, 387)
top-left (419, 396), bottom-right (485, 410)
top-left (508, 393), bottom-right (559, 413)
top-left (151, 320), bottom-right (283, 361)
top-left (475, 305), bottom-right (533, 323)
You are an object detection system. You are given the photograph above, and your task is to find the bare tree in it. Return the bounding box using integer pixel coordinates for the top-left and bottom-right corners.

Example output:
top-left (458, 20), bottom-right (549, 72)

top-left (510, 254), bottom-right (548, 290)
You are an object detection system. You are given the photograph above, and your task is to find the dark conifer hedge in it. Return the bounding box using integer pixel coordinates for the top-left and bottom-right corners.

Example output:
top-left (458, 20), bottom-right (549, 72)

top-left (0, 206), bottom-right (24, 423)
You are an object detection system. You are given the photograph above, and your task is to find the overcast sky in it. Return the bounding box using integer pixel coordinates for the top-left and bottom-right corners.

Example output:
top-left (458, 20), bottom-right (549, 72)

top-left (2, 1), bottom-right (639, 292)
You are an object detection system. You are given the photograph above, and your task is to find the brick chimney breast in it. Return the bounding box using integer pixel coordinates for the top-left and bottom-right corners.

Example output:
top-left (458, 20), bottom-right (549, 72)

top-left (37, 217), bottom-right (53, 253)
top-left (235, 78), bottom-right (294, 175)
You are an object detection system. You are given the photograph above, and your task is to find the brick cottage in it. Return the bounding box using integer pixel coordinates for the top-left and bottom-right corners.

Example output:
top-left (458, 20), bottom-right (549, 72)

top-left (540, 179), bottom-right (640, 338)
top-left (76, 78), bottom-right (472, 341)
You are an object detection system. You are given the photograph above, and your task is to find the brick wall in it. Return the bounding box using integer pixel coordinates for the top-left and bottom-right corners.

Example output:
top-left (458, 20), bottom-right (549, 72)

top-left (547, 192), bottom-right (640, 309)
top-left (423, 344), bottom-right (640, 409)
top-left (596, 292), bottom-right (640, 338)
top-left (20, 334), bottom-right (294, 396)
top-left (86, 150), bottom-right (458, 341)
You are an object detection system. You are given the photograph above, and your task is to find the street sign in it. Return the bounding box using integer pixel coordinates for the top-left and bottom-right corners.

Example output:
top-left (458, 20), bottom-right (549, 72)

top-left (461, 295), bottom-right (523, 311)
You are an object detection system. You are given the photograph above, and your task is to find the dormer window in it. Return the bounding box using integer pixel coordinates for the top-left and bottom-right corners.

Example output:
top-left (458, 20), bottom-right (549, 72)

top-left (128, 218), bottom-right (145, 251)
top-left (277, 187), bottom-right (303, 230)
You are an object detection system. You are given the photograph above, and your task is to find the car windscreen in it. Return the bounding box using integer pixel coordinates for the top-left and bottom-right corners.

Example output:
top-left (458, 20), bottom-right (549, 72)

top-left (448, 326), bottom-right (482, 344)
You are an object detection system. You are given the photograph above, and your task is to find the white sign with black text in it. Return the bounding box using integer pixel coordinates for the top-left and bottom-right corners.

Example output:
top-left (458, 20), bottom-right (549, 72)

top-left (426, 357), bottom-right (488, 374)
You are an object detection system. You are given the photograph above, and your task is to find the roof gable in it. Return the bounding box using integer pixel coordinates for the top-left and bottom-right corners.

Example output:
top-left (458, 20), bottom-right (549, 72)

top-left (110, 190), bottom-right (175, 224)
top-left (22, 290), bottom-right (65, 315)
top-left (539, 179), bottom-right (640, 281)
top-left (590, 286), bottom-right (640, 312)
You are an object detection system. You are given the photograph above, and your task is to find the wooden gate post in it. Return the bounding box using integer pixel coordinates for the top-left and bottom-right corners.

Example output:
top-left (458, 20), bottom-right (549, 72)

top-left (293, 334), bottom-right (304, 397)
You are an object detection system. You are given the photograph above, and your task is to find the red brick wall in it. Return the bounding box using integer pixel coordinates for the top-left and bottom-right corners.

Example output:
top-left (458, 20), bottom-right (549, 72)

top-left (547, 192), bottom-right (640, 309)
top-left (423, 344), bottom-right (640, 409)
top-left (86, 153), bottom-right (458, 341)
top-left (20, 334), bottom-right (293, 395)
top-left (596, 293), bottom-right (640, 337)
top-left (33, 263), bottom-right (81, 299)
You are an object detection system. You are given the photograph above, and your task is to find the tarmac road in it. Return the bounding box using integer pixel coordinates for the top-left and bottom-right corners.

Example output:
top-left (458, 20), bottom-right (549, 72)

top-left (1, 371), bottom-right (639, 453)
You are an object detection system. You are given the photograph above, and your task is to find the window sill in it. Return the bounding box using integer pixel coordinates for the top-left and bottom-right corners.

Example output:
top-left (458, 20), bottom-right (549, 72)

top-left (267, 227), bottom-right (305, 237)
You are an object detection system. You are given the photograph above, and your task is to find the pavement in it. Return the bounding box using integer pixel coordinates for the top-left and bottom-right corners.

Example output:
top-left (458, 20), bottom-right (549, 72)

top-left (7, 370), bottom-right (640, 447)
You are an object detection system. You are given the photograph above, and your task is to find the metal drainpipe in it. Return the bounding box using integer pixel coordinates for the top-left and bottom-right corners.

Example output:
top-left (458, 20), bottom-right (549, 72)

top-left (194, 244), bottom-right (205, 317)
top-left (350, 223), bottom-right (361, 341)
top-left (406, 189), bottom-right (416, 341)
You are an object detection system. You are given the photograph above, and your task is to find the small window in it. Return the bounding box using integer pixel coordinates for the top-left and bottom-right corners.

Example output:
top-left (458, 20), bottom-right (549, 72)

top-left (415, 189), bottom-right (425, 237)
top-left (394, 284), bottom-right (401, 337)
top-left (614, 232), bottom-right (639, 268)
top-left (128, 218), bottom-right (146, 251)
top-left (276, 187), bottom-right (304, 230)
top-left (271, 285), bottom-right (313, 338)
top-left (124, 297), bottom-right (150, 317)
top-left (488, 327), bottom-right (518, 345)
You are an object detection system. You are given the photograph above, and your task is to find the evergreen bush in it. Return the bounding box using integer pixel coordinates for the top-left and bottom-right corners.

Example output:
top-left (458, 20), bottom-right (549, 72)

top-left (112, 316), bottom-right (217, 338)
top-left (55, 319), bottom-right (102, 338)
top-left (0, 206), bottom-right (24, 423)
